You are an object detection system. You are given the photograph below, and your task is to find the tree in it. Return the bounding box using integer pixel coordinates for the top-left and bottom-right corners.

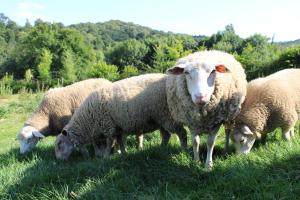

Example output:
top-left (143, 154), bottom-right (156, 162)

top-left (10, 22), bottom-right (95, 79)
top-left (120, 65), bottom-right (139, 78)
top-left (200, 24), bottom-right (242, 53)
top-left (237, 34), bottom-right (281, 80)
top-left (149, 36), bottom-right (185, 72)
top-left (59, 49), bottom-right (77, 84)
top-left (37, 48), bottom-right (52, 81)
top-left (87, 61), bottom-right (119, 81)
top-left (106, 39), bottom-right (149, 70)
top-left (24, 69), bottom-right (33, 82)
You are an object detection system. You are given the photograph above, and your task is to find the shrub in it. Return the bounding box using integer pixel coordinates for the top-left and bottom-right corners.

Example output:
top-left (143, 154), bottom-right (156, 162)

top-left (120, 65), bottom-right (139, 78)
top-left (87, 61), bottom-right (119, 81)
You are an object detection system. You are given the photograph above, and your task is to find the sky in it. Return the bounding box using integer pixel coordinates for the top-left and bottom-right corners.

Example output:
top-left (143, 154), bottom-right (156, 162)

top-left (1, 0), bottom-right (300, 42)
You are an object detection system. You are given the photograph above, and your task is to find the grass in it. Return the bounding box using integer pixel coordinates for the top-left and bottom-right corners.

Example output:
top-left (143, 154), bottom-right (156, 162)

top-left (0, 93), bottom-right (299, 200)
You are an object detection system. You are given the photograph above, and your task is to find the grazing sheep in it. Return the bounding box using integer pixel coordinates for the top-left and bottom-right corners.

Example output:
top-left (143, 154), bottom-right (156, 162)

top-left (55, 74), bottom-right (188, 160)
top-left (232, 68), bottom-right (300, 154)
top-left (166, 50), bottom-right (247, 169)
top-left (16, 78), bottom-right (111, 154)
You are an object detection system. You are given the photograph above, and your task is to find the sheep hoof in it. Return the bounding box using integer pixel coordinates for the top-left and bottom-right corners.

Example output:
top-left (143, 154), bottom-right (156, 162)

top-left (205, 162), bottom-right (213, 172)
top-left (193, 156), bottom-right (200, 161)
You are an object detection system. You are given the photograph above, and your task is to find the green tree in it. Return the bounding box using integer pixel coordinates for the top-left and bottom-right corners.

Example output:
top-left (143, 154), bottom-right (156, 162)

top-left (106, 39), bottom-right (149, 70)
top-left (200, 24), bottom-right (242, 53)
top-left (24, 69), bottom-right (33, 82)
top-left (37, 48), bottom-right (52, 81)
top-left (120, 65), bottom-right (139, 78)
top-left (149, 36), bottom-right (185, 72)
top-left (10, 21), bottom-right (95, 79)
top-left (59, 49), bottom-right (77, 84)
top-left (236, 34), bottom-right (281, 80)
top-left (87, 61), bottom-right (119, 81)
top-left (265, 45), bottom-right (300, 75)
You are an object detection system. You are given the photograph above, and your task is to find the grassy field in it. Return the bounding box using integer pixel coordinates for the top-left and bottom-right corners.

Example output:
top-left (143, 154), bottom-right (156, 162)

top-left (0, 93), bottom-right (299, 200)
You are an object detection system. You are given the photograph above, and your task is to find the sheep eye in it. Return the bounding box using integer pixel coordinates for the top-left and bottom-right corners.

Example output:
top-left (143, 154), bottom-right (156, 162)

top-left (184, 71), bottom-right (189, 75)
top-left (240, 138), bottom-right (245, 143)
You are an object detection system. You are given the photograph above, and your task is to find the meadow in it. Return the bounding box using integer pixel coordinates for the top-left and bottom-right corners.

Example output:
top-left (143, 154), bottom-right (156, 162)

top-left (0, 93), bottom-right (299, 200)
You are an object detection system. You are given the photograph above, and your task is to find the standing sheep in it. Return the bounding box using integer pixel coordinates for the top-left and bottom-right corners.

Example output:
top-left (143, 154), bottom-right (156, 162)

top-left (166, 50), bottom-right (247, 169)
top-left (232, 68), bottom-right (300, 154)
top-left (55, 74), bottom-right (188, 160)
top-left (16, 78), bottom-right (111, 154)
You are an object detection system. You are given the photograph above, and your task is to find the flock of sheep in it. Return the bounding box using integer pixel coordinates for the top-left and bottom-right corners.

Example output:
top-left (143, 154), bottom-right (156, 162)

top-left (16, 50), bottom-right (300, 170)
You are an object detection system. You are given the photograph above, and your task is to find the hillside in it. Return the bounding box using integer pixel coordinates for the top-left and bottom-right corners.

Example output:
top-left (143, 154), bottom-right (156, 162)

top-left (70, 20), bottom-right (204, 50)
top-left (277, 39), bottom-right (300, 47)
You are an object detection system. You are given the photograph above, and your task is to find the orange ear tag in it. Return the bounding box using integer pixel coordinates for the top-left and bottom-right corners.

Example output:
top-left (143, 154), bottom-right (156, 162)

top-left (215, 64), bottom-right (227, 73)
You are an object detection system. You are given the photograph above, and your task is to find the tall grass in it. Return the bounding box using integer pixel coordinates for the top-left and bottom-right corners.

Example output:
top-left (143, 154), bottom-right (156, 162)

top-left (0, 81), bottom-right (13, 96)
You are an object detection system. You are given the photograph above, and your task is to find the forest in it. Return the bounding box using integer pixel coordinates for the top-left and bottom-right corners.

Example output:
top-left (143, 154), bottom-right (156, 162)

top-left (0, 12), bottom-right (299, 94)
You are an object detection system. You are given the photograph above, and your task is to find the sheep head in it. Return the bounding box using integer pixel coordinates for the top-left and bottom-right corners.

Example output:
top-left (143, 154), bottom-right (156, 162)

top-left (167, 61), bottom-right (229, 104)
top-left (231, 124), bottom-right (256, 154)
top-left (17, 125), bottom-right (45, 154)
top-left (55, 130), bottom-right (75, 160)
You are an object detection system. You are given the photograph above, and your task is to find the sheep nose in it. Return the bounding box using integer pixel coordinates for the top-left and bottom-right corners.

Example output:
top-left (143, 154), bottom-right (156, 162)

top-left (195, 94), bottom-right (208, 103)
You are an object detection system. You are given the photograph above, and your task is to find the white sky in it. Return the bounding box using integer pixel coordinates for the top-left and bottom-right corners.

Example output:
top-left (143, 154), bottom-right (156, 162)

top-left (1, 0), bottom-right (300, 42)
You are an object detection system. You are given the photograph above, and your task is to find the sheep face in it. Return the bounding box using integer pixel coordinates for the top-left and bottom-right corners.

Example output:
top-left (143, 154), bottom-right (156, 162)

top-left (17, 126), bottom-right (45, 154)
top-left (232, 125), bottom-right (256, 154)
top-left (167, 62), bottom-right (228, 104)
top-left (55, 132), bottom-right (74, 160)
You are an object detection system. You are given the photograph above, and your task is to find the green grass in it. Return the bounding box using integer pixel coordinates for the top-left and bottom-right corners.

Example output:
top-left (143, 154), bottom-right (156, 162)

top-left (0, 93), bottom-right (299, 200)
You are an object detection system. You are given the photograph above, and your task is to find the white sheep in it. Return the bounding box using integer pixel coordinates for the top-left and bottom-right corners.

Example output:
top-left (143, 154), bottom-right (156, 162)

top-left (232, 68), bottom-right (300, 154)
top-left (16, 78), bottom-right (111, 154)
top-left (55, 73), bottom-right (188, 160)
top-left (166, 50), bottom-right (247, 169)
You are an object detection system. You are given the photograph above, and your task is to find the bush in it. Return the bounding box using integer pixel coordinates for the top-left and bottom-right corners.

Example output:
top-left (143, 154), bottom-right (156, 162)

top-left (0, 73), bottom-right (13, 95)
top-left (24, 69), bottom-right (34, 82)
top-left (266, 45), bottom-right (300, 73)
top-left (120, 65), bottom-right (139, 78)
top-left (87, 61), bottom-right (119, 81)
top-left (106, 39), bottom-right (149, 70)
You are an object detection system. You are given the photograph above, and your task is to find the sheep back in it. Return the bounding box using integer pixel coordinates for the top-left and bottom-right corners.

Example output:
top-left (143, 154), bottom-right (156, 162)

top-left (64, 73), bottom-right (184, 147)
top-left (25, 78), bottom-right (111, 136)
top-left (236, 68), bottom-right (300, 134)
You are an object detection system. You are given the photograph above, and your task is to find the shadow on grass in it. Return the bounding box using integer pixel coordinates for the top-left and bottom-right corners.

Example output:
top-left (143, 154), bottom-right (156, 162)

top-left (1, 140), bottom-right (300, 199)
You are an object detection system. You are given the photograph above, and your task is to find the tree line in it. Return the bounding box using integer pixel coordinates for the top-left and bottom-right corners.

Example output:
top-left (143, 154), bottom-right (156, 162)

top-left (0, 13), bottom-right (299, 93)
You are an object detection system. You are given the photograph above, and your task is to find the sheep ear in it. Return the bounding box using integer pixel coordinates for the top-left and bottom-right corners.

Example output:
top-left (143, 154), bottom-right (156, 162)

top-left (215, 64), bottom-right (228, 73)
top-left (62, 129), bottom-right (68, 136)
top-left (167, 64), bottom-right (185, 75)
top-left (242, 125), bottom-right (253, 135)
top-left (32, 131), bottom-right (45, 139)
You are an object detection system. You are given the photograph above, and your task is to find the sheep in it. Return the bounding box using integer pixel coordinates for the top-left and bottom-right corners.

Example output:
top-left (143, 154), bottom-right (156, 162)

top-left (55, 73), bottom-right (188, 160)
top-left (166, 50), bottom-right (247, 169)
top-left (16, 78), bottom-right (112, 154)
top-left (231, 68), bottom-right (300, 154)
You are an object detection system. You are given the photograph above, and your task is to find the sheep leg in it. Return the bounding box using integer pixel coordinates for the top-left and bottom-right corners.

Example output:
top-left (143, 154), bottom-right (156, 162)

top-left (282, 113), bottom-right (298, 141)
top-left (136, 131), bottom-right (144, 149)
top-left (93, 137), bottom-right (106, 157)
top-left (289, 127), bottom-right (295, 138)
top-left (205, 129), bottom-right (219, 170)
top-left (191, 131), bottom-right (200, 161)
top-left (79, 146), bottom-right (90, 159)
top-left (116, 134), bottom-right (126, 154)
top-left (93, 142), bottom-right (103, 157)
top-left (103, 137), bottom-right (114, 158)
top-left (283, 127), bottom-right (294, 141)
top-left (261, 134), bottom-right (267, 145)
top-left (223, 127), bottom-right (231, 154)
top-left (176, 126), bottom-right (188, 150)
top-left (283, 131), bottom-right (291, 141)
top-left (160, 128), bottom-right (171, 146)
